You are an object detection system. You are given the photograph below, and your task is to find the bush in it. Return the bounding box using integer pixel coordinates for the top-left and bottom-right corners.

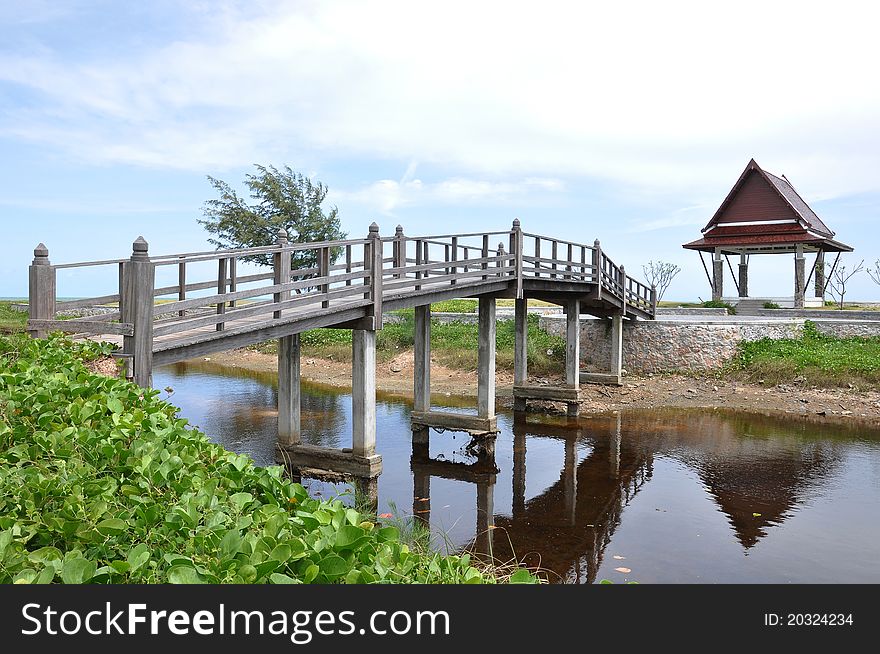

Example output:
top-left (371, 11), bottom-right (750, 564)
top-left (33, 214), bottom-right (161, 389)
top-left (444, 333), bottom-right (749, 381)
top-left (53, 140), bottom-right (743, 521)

top-left (0, 334), bottom-right (535, 584)
top-left (762, 302), bottom-right (781, 309)
top-left (727, 320), bottom-right (880, 387)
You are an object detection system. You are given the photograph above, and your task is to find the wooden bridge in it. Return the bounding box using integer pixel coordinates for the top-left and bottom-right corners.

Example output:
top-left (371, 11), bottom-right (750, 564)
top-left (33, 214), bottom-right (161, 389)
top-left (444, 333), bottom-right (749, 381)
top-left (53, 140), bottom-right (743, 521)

top-left (28, 220), bottom-right (655, 477)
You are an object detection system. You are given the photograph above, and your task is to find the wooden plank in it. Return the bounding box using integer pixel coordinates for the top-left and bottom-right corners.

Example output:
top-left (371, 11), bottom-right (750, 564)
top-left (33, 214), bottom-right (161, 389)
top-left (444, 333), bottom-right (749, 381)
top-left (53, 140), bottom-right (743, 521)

top-left (27, 320), bottom-right (134, 336)
top-left (55, 293), bottom-right (119, 311)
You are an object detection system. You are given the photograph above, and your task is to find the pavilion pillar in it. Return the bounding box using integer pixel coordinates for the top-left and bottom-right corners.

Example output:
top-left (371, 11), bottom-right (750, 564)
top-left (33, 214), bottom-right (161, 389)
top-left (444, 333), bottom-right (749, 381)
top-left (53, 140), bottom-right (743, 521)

top-left (738, 253), bottom-right (748, 298)
top-left (815, 250), bottom-right (826, 301)
top-left (794, 244), bottom-right (806, 309)
top-left (712, 247), bottom-right (723, 301)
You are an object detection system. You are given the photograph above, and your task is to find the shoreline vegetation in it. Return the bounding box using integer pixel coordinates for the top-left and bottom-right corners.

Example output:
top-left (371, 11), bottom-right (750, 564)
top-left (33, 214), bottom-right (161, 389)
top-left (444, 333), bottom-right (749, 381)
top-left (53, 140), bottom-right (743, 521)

top-left (0, 333), bottom-right (537, 584)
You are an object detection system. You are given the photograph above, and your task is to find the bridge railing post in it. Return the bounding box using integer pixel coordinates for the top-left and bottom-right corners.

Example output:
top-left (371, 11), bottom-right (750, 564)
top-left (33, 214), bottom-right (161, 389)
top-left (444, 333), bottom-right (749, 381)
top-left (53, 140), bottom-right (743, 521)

top-left (273, 228), bottom-right (290, 319)
top-left (367, 222), bottom-right (383, 329)
top-left (393, 225), bottom-right (404, 279)
top-left (651, 284), bottom-right (657, 317)
top-left (510, 218), bottom-right (523, 298)
top-left (28, 243), bottom-right (56, 339)
top-left (619, 265), bottom-right (627, 315)
top-left (592, 239), bottom-right (602, 287)
top-left (496, 243), bottom-right (505, 277)
top-left (122, 236), bottom-right (155, 388)
top-left (481, 234), bottom-right (489, 281)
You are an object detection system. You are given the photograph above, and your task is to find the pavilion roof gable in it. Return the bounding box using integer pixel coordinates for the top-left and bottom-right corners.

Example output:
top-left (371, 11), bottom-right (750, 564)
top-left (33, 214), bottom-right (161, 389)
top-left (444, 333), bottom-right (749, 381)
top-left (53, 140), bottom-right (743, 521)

top-left (702, 159), bottom-right (834, 238)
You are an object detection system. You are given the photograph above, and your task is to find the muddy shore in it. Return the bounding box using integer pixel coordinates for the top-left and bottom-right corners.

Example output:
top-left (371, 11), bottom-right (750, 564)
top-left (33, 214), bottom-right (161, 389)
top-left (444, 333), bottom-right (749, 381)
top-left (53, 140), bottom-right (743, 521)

top-left (196, 348), bottom-right (880, 424)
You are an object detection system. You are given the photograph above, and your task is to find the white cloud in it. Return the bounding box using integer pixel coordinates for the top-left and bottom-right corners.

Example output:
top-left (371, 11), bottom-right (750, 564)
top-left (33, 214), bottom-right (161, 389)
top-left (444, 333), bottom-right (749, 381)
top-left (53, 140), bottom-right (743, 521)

top-left (332, 175), bottom-right (565, 215)
top-left (1, 0), bottom-right (879, 199)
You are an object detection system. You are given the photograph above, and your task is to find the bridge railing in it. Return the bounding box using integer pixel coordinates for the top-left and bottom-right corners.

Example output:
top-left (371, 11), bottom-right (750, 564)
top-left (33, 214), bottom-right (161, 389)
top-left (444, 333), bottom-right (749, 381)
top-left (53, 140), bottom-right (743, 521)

top-left (26, 219), bottom-right (655, 345)
top-left (380, 228), bottom-right (515, 295)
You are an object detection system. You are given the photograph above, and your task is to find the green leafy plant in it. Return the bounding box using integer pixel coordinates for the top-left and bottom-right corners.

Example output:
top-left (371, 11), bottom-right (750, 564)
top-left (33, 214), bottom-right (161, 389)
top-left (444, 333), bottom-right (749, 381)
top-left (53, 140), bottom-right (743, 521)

top-left (762, 302), bottom-right (780, 309)
top-left (0, 334), bottom-right (537, 584)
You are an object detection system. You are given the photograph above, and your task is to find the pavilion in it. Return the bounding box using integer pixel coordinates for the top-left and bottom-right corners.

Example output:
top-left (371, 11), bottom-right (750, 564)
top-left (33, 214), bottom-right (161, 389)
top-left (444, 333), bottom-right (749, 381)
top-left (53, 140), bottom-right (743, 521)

top-left (682, 158), bottom-right (853, 308)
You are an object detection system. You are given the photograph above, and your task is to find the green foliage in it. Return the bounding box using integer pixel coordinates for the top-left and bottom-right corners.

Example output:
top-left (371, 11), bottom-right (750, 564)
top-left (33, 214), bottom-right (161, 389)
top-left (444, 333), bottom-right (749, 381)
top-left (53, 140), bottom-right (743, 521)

top-left (199, 165), bottom-right (346, 270)
top-left (728, 320), bottom-right (880, 387)
top-left (0, 334), bottom-right (535, 584)
top-left (762, 302), bottom-right (781, 309)
top-left (701, 300), bottom-right (737, 315)
top-left (0, 302), bottom-right (27, 334)
top-left (429, 299), bottom-right (478, 313)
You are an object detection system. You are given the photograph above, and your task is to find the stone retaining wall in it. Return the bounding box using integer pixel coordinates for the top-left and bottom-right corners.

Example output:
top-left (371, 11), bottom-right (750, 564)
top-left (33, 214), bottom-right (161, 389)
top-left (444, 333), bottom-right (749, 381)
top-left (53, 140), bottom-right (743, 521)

top-left (540, 316), bottom-right (880, 373)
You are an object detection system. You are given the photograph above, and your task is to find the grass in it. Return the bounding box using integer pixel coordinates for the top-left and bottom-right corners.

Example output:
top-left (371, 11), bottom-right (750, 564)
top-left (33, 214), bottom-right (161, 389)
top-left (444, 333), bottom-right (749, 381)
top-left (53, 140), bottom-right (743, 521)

top-left (727, 320), bottom-right (880, 388)
top-left (253, 313), bottom-right (566, 376)
top-left (0, 333), bottom-right (537, 584)
top-left (0, 301), bottom-right (27, 334)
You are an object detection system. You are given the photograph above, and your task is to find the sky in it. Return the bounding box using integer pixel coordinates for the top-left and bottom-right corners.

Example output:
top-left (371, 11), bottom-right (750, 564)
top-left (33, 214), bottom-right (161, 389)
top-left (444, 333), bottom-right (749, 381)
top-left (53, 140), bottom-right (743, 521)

top-left (2, 0), bottom-right (879, 301)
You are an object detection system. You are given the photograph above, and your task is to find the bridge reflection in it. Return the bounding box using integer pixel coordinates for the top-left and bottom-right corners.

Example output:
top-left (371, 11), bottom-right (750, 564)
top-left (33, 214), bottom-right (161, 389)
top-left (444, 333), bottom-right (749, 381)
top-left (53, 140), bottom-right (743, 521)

top-left (406, 410), bottom-right (844, 583)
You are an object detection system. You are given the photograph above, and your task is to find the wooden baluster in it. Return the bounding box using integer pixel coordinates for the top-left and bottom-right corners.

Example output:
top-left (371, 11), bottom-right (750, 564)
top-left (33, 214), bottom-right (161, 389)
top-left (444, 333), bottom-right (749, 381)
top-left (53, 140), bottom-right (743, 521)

top-left (566, 243), bottom-right (573, 280)
top-left (345, 244), bottom-right (352, 286)
top-left (118, 261), bottom-right (125, 320)
top-left (534, 237), bottom-right (541, 278)
top-left (482, 234), bottom-right (489, 281)
top-left (415, 239), bottom-right (423, 291)
top-left (451, 237), bottom-right (458, 286)
top-left (177, 258), bottom-right (186, 317)
top-left (393, 225), bottom-right (404, 279)
top-left (551, 240), bottom-right (558, 279)
top-left (274, 228), bottom-right (290, 319)
top-left (463, 247), bottom-right (469, 274)
top-left (319, 246), bottom-right (330, 308)
top-left (581, 246), bottom-right (586, 281)
top-left (216, 257), bottom-right (227, 331)
top-left (228, 257), bottom-right (237, 308)
top-left (445, 244), bottom-right (451, 276)
top-left (496, 243), bottom-right (505, 277)
top-left (423, 241), bottom-right (429, 279)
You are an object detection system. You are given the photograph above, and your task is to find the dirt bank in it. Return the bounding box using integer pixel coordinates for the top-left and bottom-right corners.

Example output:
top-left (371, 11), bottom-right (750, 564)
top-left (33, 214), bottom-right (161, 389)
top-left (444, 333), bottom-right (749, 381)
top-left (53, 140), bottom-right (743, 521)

top-left (202, 348), bottom-right (880, 423)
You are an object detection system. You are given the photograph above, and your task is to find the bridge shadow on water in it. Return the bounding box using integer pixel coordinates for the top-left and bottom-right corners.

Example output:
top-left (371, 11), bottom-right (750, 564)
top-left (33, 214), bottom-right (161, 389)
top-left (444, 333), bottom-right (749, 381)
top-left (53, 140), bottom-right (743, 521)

top-left (155, 359), bottom-right (880, 584)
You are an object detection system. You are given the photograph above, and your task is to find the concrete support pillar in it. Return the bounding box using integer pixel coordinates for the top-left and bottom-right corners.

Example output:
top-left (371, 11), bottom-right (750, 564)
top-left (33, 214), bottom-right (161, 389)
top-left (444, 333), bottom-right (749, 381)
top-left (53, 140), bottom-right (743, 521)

top-left (475, 480), bottom-right (495, 556)
top-left (352, 329), bottom-right (376, 457)
top-left (712, 247), bottom-right (723, 301)
top-left (512, 425), bottom-right (526, 518)
top-left (794, 244), bottom-right (806, 309)
top-left (738, 253), bottom-right (749, 298)
top-left (815, 250), bottom-right (826, 300)
top-left (565, 301), bottom-right (581, 387)
top-left (278, 334), bottom-right (301, 446)
top-left (477, 297), bottom-right (496, 420)
top-left (565, 300), bottom-right (580, 416)
top-left (513, 298), bottom-right (528, 412)
top-left (563, 438), bottom-right (577, 526)
top-left (413, 305), bottom-right (431, 413)
top-left (610, 312), bottom-right (623, 380)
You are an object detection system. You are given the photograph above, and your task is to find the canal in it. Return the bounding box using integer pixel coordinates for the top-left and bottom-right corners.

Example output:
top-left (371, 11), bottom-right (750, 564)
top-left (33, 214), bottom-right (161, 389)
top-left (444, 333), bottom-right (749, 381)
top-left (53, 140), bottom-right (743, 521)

top-left (154, 360), bottom-right (880, 584)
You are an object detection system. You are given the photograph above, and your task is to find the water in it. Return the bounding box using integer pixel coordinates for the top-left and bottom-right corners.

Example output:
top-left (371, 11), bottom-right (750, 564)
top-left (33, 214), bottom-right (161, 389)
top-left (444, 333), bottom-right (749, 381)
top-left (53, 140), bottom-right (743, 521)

top-left (154, 361), bottom-right (880, 584)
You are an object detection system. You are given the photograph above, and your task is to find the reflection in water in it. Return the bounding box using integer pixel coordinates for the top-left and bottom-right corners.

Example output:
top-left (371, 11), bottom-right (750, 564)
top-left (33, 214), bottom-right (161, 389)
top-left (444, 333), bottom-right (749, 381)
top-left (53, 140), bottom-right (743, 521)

top-left (154, 361), bottom-right (880, 583)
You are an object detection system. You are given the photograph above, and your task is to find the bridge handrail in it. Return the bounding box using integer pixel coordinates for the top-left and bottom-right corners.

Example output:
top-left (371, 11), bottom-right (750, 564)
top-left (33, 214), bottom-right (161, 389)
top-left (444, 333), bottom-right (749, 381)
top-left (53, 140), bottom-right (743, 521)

top-left (26, 221), bottom-right (656, 348)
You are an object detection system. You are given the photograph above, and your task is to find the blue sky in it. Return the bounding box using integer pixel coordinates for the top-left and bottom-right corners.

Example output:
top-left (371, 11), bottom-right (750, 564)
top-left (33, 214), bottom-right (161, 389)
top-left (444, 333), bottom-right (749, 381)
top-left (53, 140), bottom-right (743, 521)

top-left (2, 0), bottom-right (879, 301)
